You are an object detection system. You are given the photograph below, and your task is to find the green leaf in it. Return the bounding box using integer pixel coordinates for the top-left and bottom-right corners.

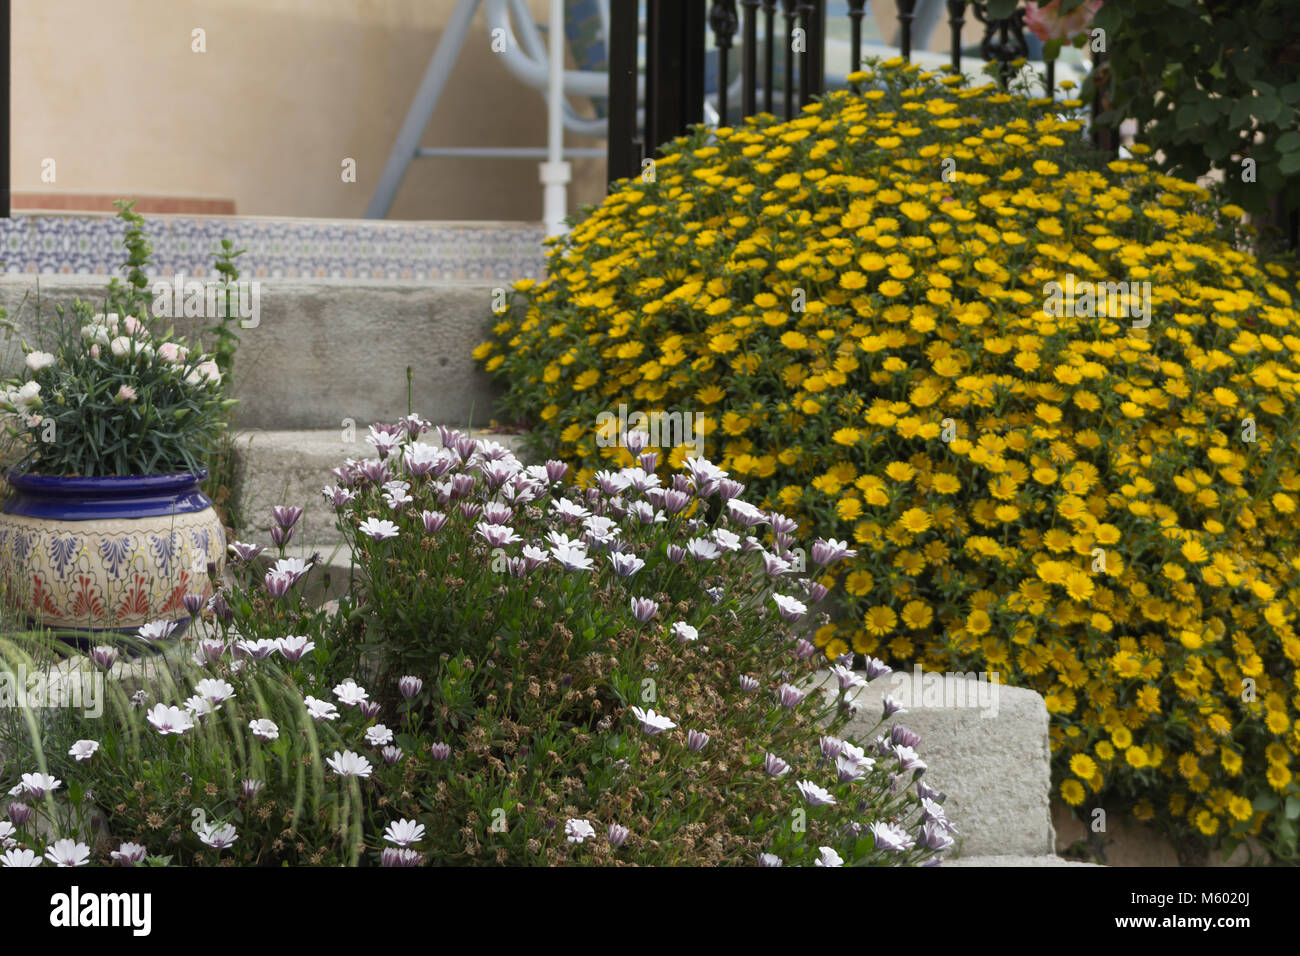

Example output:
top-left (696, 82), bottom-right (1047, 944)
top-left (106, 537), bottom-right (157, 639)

top-left (985, 0), bottom-right (1018, 20)
top-left (1278, 818), bottom-right (1298, 854)
top-left (1254, 94), bottom-right (1284, 124)
top-left (1277, 131), bottom-right (1300, 154)
top-left (1253, 793), bottom-right (1280, 813)
top-left (1229, 97), bottom-right (1254, 130)
top-left (1204, 137), bottom-right (1233, 162)
top-left (1285, 796), bottom-right (1300, 821)
top-left (1279, 151), bottom-right (1300, 176)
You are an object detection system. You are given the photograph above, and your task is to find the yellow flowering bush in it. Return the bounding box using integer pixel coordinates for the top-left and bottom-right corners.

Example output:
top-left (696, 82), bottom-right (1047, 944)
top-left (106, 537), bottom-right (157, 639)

top-left (477, 60), bottom-right (1300, 860)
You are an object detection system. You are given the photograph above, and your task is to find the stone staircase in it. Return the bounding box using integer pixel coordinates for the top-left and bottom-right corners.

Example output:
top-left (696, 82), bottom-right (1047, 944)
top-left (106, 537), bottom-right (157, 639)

top-left (0, 228), bottom-right (1078, 866)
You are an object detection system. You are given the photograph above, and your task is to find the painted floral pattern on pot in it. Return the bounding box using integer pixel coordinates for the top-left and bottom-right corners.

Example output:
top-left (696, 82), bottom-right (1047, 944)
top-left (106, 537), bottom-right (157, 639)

top-left (0, 472), bottom-right (225, 631)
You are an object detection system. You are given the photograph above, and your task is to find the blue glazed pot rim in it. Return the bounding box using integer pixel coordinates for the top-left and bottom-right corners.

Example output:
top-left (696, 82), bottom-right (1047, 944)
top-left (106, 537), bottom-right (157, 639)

top-left (1, 468), bottom-right (215, 519)
top-left (5, 468), bottom-right (210, 497)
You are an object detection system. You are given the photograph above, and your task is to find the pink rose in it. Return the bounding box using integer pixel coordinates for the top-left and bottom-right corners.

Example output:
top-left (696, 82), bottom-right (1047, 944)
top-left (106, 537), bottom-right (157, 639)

top-left (89, 344), bottom-right (100, 359)
top-left (122, 315), bottom-right (147, 337)
top-left (115, 384), bottom-right (138, 403)
top-left (1025, 0), bottom-right (1102, 45)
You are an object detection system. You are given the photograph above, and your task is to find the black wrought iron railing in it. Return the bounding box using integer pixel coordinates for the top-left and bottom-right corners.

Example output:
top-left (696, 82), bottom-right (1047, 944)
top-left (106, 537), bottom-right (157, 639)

top-left (607, 0), bottom-right (1109, 183)
top-left (1, 0), bottom-right (10, 219)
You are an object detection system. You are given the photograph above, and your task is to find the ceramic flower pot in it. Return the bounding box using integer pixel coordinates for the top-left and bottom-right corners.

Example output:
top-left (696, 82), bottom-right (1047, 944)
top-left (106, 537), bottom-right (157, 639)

top-left (0, 469), bottom-right (225, 632)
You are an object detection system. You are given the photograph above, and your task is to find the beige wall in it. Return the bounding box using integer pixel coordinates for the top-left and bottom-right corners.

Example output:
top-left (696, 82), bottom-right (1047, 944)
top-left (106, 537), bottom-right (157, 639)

top-left (14, 0), bottom-right (608, 221)
top-left (12, 1), bottom-right (978, 223)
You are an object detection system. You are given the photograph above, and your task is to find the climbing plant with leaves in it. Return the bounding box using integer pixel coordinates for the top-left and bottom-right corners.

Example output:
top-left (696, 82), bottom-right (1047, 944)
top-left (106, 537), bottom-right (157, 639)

top-left (1085, 0), bottom-right (1300, 247)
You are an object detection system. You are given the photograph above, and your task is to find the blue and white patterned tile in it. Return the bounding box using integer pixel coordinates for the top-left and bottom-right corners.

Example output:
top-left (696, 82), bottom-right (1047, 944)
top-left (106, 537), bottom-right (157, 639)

top-left (0, 213), bottom-right (550, 281)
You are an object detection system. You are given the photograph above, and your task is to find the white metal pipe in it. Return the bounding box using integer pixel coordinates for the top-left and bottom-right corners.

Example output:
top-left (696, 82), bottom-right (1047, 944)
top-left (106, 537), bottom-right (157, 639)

top-left (487, 0), bottom-right (612, 98)
top-left (540, 0), bottom-right (571, 236)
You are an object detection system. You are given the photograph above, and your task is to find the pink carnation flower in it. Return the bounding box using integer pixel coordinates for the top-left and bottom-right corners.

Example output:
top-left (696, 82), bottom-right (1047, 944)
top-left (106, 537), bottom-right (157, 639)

top-left (186, 360), bottom-right (221, 387)
top-left (157, 342), bottom-right (189, 364)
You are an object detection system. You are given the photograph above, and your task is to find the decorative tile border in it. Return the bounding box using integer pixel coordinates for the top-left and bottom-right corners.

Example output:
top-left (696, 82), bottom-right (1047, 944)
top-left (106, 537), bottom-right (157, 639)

top-left (0, 212), bottom-right (550, 282)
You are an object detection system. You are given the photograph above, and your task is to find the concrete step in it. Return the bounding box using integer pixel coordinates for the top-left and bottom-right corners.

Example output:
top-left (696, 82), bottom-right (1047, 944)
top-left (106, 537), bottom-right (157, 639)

top-left (231, 427), bottom-right (534, 547)
top-left (0, 275), bottom-right (521, 431)
top-left (813, 669), bottom-right (1057, 859)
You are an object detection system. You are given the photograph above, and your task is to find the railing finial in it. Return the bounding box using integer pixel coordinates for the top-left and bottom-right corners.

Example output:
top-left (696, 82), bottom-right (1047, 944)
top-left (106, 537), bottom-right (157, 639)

top-left (710, 1), bottom-right (740, 121)
top-left (946, 1), bottom-right (967, 75)
top-left (897, 0), bottom-right (918, 62)
top-left (847, 0), bottom-right (868, 75)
